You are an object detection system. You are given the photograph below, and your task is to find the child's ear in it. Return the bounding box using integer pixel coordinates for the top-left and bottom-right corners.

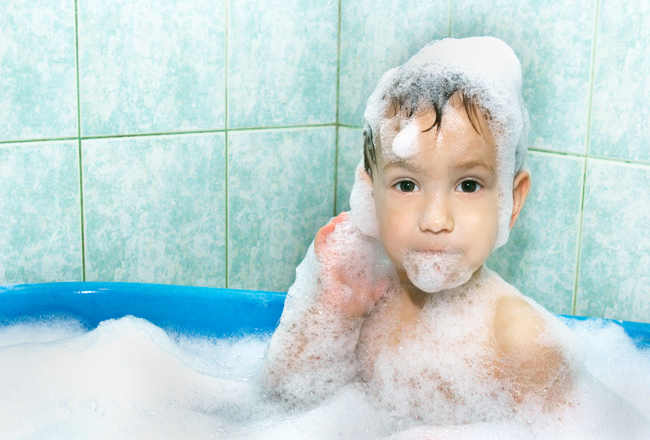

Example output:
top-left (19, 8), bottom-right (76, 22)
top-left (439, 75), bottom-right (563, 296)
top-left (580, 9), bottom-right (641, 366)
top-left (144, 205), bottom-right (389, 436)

top-left (509, 171), bottom-right (531, 229)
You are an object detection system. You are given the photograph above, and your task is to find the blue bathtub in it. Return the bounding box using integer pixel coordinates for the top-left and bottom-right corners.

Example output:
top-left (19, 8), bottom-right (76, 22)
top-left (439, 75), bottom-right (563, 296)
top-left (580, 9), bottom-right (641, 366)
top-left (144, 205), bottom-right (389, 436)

top-left (0, 282), bottom-right (285, 337)
top-left (1, 282), bottom-right (649, 348)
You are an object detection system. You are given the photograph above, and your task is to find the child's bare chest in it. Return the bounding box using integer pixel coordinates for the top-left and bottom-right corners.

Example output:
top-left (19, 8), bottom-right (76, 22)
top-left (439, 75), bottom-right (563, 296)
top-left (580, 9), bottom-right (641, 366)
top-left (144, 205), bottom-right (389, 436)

top-left (356, 290), bottom-right (515, 423)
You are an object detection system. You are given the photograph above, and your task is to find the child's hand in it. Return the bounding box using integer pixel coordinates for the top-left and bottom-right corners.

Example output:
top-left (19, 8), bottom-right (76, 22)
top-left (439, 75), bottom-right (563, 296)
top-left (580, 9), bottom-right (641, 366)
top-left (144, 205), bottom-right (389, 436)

top-left (313, 212), bottom-right (389, 320)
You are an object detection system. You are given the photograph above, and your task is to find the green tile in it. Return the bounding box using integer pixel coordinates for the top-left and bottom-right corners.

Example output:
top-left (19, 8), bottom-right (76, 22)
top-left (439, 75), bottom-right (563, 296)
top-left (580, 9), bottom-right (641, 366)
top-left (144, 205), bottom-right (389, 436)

top-left (589, 0), bottom-right (650, 162)
top-left (228, 127), bottom-right (336, 292)
top-left (576, 159), bottom-right (650, 323)
top-left (0, 141), bottom-right (82, 283)
top-left (453, 0), bottom-right (595, 154)
top-left (228, 0), bottom-right (338, 128)
top-left (77, 0), bottom-right (226, 136)
top-left (339, 0), bottom-right (449, 126)
top-left (83, 134), bottom-right (226, 286)
top-left (488, 152), bottom-right (584, 314)
top-left (0, 0), bottom-right (77, 141)
top-left (336, 126), bottom-right (363, 213)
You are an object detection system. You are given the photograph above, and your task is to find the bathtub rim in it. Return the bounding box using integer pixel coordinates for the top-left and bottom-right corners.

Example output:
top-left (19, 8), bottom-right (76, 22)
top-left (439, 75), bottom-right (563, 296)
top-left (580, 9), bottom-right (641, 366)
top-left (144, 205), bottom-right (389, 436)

top-left (0, 281), bottom-right (286, 338)
top-left (0, 281), bottom-right (648, 347)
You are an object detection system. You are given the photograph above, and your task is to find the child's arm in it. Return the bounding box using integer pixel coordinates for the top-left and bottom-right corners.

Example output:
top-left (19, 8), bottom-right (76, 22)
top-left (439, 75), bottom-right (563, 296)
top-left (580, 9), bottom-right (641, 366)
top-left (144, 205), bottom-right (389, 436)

top-left (262, 213), bottom-right (388, 405)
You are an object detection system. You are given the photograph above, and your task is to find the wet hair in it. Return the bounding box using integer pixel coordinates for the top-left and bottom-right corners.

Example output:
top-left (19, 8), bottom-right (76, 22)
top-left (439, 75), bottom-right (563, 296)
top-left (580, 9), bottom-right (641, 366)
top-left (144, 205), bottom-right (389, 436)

top-left (363, 89), bottom-right (488, 177)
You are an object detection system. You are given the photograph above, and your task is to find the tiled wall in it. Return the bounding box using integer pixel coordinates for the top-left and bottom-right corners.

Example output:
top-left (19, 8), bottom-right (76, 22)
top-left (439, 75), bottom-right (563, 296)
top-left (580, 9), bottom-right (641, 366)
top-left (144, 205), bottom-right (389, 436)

top-left (1, 0), bottom-right (649, 323)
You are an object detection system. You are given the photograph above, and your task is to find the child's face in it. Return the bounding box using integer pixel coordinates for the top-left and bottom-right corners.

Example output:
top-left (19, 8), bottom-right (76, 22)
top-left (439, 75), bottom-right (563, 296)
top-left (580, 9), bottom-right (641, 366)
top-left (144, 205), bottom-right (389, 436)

top-left (371, 103), bottom-right (500, 289)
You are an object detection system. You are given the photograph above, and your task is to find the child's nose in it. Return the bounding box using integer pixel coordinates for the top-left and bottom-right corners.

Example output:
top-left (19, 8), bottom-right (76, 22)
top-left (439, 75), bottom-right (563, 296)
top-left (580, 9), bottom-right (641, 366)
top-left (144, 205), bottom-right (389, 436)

top-left (418, 193), bottom-right (454, 234)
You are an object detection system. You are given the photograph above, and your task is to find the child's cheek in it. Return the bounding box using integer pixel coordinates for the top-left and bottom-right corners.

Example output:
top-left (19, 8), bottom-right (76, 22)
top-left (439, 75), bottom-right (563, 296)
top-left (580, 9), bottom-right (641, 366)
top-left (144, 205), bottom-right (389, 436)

top-left (469, 203), bottom-right (500, 259)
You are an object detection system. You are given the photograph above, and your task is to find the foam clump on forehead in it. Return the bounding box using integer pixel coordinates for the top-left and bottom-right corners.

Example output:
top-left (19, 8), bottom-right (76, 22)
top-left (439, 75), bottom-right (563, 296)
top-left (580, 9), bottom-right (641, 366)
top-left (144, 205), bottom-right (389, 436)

top-left (361, 36), bottom-right (529, 249)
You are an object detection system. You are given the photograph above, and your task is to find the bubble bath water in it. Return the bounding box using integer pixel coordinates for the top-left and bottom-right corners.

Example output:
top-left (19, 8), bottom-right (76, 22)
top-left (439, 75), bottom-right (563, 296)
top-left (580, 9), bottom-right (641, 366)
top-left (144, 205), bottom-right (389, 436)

top-left (0, 314), bottom-right (648, 440)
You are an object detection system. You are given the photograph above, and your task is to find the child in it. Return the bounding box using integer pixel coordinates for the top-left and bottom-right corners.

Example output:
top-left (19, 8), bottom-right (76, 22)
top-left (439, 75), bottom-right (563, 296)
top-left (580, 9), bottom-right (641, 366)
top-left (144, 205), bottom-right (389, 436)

top-left (262, 37), bottom-right (648, 438)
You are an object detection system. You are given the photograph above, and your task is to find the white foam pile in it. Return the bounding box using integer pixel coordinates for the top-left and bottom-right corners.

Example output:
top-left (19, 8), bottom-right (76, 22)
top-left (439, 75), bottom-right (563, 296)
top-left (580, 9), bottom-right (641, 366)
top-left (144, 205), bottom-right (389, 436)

top-left (0, 315), bottom-right (648, 439)
top-left (0, 317), bottom-right (271, 440)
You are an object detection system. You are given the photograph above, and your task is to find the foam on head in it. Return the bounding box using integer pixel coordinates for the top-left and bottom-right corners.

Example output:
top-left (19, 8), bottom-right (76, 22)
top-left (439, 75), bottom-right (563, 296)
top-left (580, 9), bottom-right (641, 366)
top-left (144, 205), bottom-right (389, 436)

top-left (355, 36), bottom-right (529, 250)
top-left (391, 118), bottom-right (420, 159)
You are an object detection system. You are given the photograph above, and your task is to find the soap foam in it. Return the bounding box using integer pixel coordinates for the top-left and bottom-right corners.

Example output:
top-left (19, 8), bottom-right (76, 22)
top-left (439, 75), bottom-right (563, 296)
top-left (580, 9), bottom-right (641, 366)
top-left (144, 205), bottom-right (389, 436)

top-left (402, 250), bottom-right (473, 293)
top-left (0, 317), bottom-right (274, 440)
top-left (262, 215), bottom-right (393, 406)
top-left (390, 118), bottom-right (420, 159)
top-left (316, 214), bottom-right (390, 301)
top-left (0, 315), bottom-right (648, 439)
top-left (0, 316), bottom-right (87, 347)
top-left (349, 161), bottom-right (380, 238)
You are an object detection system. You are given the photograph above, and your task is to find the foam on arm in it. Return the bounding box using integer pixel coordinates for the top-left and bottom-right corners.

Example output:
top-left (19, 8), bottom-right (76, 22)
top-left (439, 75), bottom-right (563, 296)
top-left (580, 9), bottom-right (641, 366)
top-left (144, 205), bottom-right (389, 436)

top-left (262, 244), bottom-right (365, 405)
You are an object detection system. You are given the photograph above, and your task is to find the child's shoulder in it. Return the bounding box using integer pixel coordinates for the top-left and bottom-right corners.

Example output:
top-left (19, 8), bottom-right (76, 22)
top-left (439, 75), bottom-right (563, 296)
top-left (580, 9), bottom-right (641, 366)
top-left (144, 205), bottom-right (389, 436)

top-left (482, 268), bottom-right (553, 355)
top-left (493, 293), bottom-right (546, 354)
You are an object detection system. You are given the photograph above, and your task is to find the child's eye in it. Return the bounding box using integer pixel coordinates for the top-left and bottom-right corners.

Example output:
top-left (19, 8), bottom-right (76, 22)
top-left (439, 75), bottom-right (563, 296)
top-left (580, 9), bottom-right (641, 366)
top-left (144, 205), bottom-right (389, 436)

top-left (456, 180), bottom-right (481, 193)
top-left (395, 180), bottom-right (419, 192)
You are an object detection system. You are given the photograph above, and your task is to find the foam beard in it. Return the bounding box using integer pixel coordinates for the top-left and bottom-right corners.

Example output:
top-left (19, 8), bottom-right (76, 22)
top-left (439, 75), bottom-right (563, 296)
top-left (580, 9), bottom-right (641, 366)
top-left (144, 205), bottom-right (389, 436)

top-left (402, 250), bottom-right (475, 293)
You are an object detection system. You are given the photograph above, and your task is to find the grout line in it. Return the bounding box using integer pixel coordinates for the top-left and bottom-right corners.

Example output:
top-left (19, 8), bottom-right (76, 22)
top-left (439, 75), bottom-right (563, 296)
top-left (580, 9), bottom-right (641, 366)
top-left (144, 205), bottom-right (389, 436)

top-left (333, 0), bottom-right (342, 216)
top-left (334, 126), bottom-right (340, 214)
top-left (448, 0), bottom-right (453, 37)
top-left (80, 129), bottom-right (227, 140)
top-left (77, 138), bottom-right (86, 282)
top-left (224, 0), bottom-right (230, 288)
top-left (572, 157), bottom-right (589, 316)
top-left (528, 147), bottom-right (650, 167)
top-left (571, 0), bottom-right (601, 315)
top-left (0, 124), bottom-right (341, 145)
top-left (528, 148), bottom-right (586, 158)
top-left (337, 123), bottom-right (363, 129)
top-left (228, 123), bottom-right (337, 132)
top-left (74, 0), bottom-right (86, 282)
top-left (584, 0), bottom-right (600, 159)
top-left (0, 137), bottom-right (79, 145)
top-left (582, 154), bottom-right (650, 167)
